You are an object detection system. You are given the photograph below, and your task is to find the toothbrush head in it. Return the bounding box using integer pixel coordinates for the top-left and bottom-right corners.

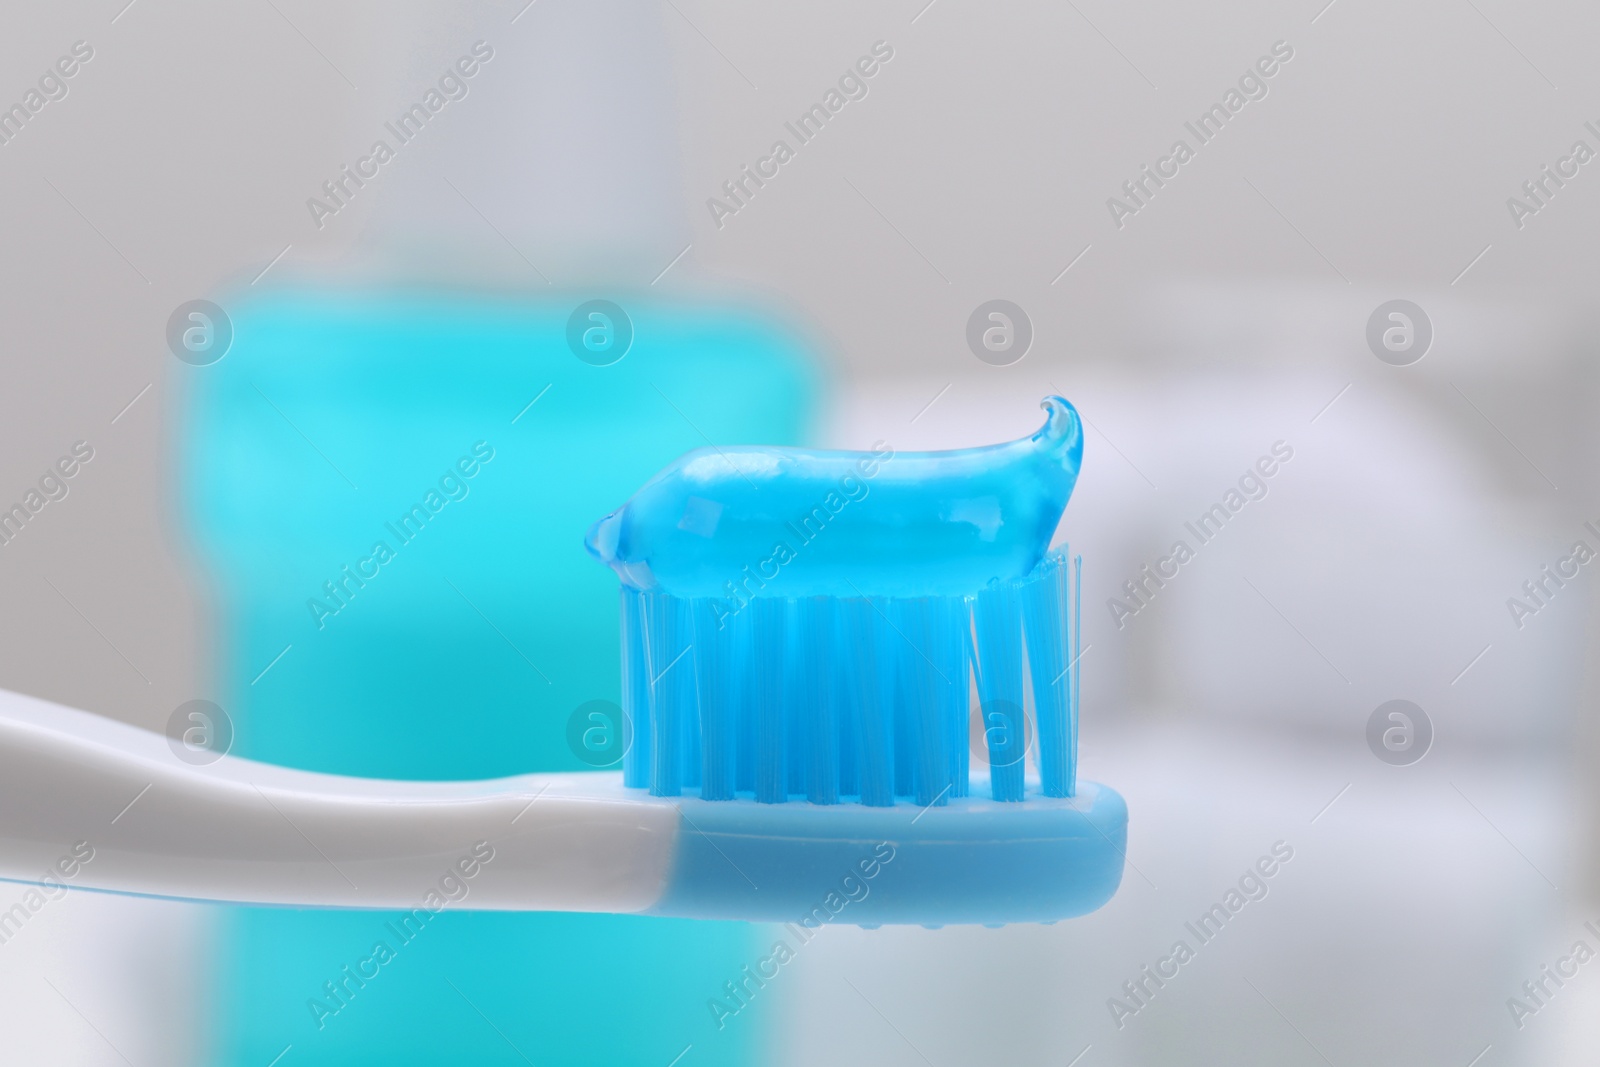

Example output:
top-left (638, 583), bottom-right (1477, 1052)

top-left (586, 395), bottom-right (1123, 924)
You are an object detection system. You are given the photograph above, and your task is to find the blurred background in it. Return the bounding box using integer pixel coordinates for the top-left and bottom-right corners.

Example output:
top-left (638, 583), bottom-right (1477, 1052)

top-left (0, 0), bottom-right (1597, 1063)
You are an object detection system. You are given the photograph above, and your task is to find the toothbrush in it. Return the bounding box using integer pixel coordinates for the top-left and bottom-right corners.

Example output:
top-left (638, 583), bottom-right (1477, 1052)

top-left (0, 397), bottom-right (1125, 925)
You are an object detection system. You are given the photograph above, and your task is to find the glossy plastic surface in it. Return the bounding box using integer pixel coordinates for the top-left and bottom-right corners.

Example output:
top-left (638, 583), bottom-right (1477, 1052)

top-left (0, 685), bottom-right (1124, 926)
top-left (0, 686), bottom-right (677, 911)
top-left (650, 781), bottom-right (1126, 925)
top-left (587, 396), bottom-right (1083, 598)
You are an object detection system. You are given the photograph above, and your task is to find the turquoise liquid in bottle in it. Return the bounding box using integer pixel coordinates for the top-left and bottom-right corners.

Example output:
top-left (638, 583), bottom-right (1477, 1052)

top-left (179, 289), bottom-right (817, 1065)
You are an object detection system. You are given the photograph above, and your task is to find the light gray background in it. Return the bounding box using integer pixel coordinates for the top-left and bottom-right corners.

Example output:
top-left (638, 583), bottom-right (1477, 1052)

top-left (0, 0), bottom-right (1593, 723)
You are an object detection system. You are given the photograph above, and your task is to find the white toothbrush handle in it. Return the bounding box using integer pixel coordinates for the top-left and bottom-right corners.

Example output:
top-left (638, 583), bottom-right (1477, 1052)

top-left (0, 688), bottom-right (678, 911)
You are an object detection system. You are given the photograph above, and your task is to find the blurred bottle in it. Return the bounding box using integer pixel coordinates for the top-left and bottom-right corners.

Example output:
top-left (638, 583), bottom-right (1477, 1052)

top-left (179, 3), bottom-right (820, 1063)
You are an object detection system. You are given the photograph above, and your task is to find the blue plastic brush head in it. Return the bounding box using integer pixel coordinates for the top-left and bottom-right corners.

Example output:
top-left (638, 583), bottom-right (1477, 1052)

top-left (586, 397), bottom-right (1090, 808)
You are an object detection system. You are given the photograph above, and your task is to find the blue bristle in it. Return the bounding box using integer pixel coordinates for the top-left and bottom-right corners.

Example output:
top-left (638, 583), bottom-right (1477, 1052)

top-left (899, 598), bottom-right (955, 807)
top-left (732, 608), bottom-right (756, 795)
top-left (752, 597), bottom-right (786, 803)
top-left (679, 650), bottom-right (701, 792)
top-left (802, 598), bottom-right (839, 804)
top-left (613, 552), bottom-right (1081, 807)
top-left (620, 588), bottom-right (650, 788)
top-left (836, 609), bottom-right (860, 800)
top-left (935, 595), bottom-right (970, 800)
top-left (1023, 551), bottom-right (1072, 798)
top-left (674, 597), bottom-right (701, 791)
top-left (973, 583), bottom-right (1027, 802)
top-left (890, 611), bottom-right (917, 800)
top-left (846, 599), bottom-right (895, 806)
top-left (647, 592), bottom-right (697, 797)
top-left (692, 599), bottom-right (736, 801)
top-left (640, 591), bottom-right (675, 796)
top-left (1070, 554), bottom-right (1081, 797)
top-left (782, 601), bottom-right (806, 797)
